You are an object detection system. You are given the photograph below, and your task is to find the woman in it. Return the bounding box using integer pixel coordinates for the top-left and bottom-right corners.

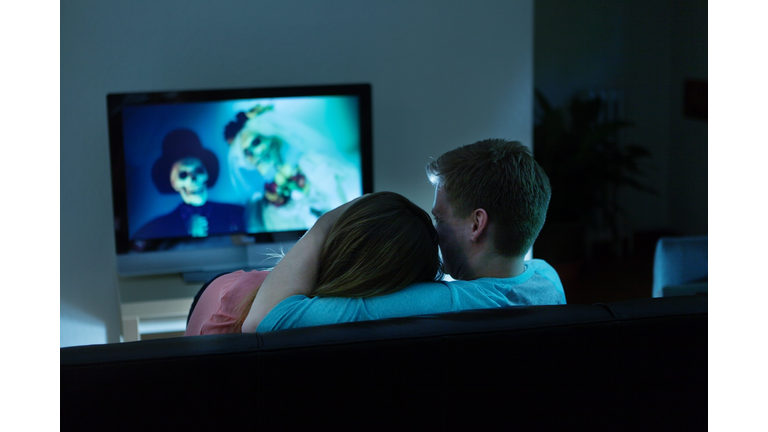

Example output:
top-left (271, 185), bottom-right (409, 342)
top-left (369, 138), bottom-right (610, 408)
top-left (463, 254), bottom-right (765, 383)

top-left (185, 192), bottom-right (442, 335)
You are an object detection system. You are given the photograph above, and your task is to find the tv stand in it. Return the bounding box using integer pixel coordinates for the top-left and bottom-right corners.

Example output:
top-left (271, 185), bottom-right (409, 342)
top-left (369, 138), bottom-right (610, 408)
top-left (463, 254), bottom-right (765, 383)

top-left (122, 266), bottom-right (275, 341)
top-left (121, 297), bottom-right (194, 342)
top-left (181, 267), bottom-right (270, 283)
top-left (118, 242), bottom-right (292, 341)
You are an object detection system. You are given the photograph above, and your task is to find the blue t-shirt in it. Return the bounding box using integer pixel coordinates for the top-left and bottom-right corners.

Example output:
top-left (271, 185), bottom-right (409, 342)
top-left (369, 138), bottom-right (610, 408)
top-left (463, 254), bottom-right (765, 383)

top-left (257, 259), bottom-right (566, 332)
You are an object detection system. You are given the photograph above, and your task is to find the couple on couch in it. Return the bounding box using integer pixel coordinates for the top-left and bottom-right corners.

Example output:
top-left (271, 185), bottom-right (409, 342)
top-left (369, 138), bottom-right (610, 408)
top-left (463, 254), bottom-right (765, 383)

top-left (186, 138), bottom-right (566, 335)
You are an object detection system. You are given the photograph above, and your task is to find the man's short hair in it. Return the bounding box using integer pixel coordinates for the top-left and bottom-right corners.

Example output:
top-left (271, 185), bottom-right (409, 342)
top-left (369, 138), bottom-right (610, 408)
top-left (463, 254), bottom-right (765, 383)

top-left (426, 139), bottom-right (551, 257)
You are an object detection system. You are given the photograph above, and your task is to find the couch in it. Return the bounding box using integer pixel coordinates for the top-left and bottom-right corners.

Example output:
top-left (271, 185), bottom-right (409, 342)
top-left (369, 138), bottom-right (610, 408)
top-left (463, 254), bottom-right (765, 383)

top-left (60, 294), bottom-right (707, 431)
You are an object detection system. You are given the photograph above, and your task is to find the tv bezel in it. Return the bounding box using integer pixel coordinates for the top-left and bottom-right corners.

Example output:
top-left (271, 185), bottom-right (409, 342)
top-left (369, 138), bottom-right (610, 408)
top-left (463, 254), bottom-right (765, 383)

top-left (106, 83), bottom-right (373, 279)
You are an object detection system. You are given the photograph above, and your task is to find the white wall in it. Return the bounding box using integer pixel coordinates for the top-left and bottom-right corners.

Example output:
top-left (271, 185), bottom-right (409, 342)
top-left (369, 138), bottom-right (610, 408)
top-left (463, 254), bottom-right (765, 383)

top-left (61, 0), bottom-right (534, 346)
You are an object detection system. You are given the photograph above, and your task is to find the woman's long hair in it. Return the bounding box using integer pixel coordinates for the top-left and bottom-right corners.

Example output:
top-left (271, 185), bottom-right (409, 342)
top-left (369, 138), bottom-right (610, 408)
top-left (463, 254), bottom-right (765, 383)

top-left (233, 192), bottom-right (443, 330)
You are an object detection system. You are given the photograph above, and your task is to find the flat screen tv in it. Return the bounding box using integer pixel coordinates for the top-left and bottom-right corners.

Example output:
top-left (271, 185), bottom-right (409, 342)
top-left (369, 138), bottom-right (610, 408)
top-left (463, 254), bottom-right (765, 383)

top-left (107, 83), bottom-right (373, 281)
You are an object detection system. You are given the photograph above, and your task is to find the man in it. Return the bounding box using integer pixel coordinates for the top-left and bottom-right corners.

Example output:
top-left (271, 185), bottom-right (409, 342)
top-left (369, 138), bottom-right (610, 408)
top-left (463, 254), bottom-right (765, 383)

top-left (426, 139), bottom-right (552, 281)
top-left (242, 139), bottom-right (565, 333)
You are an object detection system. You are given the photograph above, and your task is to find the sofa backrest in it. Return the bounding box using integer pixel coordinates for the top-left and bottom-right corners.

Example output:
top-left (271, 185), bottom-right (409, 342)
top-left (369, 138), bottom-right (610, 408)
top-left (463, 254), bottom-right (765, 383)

top-left (61, 295), bottom-right (707, 431)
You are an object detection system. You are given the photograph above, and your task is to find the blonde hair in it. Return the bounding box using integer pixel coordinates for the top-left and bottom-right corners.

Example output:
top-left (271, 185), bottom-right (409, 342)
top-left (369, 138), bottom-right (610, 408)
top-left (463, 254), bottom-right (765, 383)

top-left (232, 192), bottom-right (443, 330)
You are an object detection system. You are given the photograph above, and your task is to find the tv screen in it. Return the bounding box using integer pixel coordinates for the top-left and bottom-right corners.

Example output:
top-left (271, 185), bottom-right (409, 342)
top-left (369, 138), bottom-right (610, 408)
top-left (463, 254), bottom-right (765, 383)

top-left (107, 84), bottom-right (373, 280)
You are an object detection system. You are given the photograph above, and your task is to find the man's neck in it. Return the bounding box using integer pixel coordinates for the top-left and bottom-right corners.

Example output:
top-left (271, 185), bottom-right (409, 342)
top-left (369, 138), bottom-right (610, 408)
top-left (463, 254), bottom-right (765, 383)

top-left (461, 253), bottom-right (525, 280)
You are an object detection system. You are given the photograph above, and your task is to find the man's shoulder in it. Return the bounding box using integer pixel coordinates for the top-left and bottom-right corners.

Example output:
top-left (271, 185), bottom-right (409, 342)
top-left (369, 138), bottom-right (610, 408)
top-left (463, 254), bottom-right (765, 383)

top-left (523, 259), bottom-right (561, 285)
top-left (525, 258), bottom-right (559, 276)
top-left (526, 258), bottom-right (556, 268)
top-left (444, 259), bottom-right (557, 287)
top-left (443, 259), bottom-right (565, 305)
top-left (518, 259), bottom-right (566, 304)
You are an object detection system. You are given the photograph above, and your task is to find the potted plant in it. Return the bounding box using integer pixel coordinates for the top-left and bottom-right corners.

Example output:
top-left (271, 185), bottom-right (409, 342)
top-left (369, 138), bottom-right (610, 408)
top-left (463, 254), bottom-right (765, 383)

top-left (533, 89), bottom-right (656, 263)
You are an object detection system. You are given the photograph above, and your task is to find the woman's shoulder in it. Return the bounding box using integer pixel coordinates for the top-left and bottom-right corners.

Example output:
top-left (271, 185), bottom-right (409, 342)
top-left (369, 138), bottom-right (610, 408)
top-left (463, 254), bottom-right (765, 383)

top-left (218, 268), bottom-right (270, 287)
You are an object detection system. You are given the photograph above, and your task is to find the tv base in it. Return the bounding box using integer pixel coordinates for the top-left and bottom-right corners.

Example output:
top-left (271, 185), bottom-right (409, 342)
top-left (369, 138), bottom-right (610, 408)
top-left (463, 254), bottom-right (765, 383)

top-left (181, 267), bottom-right (272, 284)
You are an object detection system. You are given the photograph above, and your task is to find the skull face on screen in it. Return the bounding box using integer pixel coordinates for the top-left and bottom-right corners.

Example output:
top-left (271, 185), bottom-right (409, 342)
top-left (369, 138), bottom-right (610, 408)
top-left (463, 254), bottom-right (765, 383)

top-left (240, 133), bottom-right (283, 176)
top-left (170, 157), bottom-right (209, 206)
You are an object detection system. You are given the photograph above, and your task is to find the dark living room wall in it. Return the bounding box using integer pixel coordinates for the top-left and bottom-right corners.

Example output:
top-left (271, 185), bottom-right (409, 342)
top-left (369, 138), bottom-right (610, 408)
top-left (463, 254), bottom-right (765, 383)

top-left (60, 0), bottom-right (536, 347)
top-left (534, 0), bottom-right (707, 237)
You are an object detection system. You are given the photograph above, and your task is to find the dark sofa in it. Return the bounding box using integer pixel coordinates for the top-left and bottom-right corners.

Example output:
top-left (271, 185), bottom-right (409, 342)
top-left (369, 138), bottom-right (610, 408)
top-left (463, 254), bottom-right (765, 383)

top-left (61, 295), bottom-right (707, 431)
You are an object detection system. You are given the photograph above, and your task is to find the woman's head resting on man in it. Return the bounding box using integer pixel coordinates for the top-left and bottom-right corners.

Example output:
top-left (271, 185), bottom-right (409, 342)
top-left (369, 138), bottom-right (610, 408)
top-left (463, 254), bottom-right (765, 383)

top-left (314, 191), bottom-right (444, 298)
top-left (233, 191), bottom-right (443, 331)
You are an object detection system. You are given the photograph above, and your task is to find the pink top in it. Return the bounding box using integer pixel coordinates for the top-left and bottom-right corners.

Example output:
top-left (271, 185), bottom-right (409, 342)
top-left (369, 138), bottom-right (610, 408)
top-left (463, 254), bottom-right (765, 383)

top-left (184, 270), bottom-right (270, 336)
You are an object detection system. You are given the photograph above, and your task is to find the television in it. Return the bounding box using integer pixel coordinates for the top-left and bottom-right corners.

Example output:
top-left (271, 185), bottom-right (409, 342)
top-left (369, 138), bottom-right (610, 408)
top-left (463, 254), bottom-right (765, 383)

top-left (107, 83), bottom-right (373, 282)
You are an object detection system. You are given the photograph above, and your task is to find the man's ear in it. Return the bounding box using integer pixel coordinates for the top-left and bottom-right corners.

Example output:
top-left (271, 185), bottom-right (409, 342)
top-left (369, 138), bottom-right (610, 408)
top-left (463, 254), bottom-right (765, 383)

top-left (469, 208), bottom-right (489, 243)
